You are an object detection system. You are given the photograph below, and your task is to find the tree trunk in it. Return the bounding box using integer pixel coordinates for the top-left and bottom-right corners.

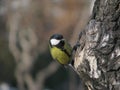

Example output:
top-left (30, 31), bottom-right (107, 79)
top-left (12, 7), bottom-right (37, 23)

top-left (74, 0), bottom-right (120, 90)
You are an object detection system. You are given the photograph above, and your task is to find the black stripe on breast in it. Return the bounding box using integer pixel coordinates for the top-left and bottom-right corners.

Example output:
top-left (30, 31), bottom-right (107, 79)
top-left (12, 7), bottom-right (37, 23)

top-left (61, 48), bottom-right (71, 57)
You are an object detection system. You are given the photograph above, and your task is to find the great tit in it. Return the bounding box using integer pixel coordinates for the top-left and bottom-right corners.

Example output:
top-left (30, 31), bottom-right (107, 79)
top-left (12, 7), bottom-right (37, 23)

top-left (49, 34), bottom-right (73, 65)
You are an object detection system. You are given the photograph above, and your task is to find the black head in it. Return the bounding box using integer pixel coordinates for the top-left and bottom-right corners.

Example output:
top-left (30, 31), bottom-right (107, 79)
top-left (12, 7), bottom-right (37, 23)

top-left (49, 34), bottom-right (65, 48)
top-left (50, 34), bottom-right (63, 40)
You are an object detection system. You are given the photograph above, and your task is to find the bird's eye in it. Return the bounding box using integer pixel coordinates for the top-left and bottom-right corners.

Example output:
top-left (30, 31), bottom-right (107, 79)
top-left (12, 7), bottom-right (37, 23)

top-left (59, 40), bottom-right (65, 46)
top-left (54, 39), bottom-right (65, 48)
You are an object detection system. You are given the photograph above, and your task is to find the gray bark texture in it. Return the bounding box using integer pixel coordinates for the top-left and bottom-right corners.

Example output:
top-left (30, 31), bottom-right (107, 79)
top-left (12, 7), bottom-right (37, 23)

top-left (74, 0), bottom-right (120, 90)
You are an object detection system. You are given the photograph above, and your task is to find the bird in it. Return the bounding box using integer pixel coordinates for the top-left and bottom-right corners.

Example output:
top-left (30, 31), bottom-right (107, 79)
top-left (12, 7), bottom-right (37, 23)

top-left (49, 34), bottom-right (73, 65)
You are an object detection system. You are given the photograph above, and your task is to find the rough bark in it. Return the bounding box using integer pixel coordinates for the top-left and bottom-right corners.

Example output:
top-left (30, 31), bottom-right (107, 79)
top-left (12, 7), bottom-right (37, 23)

top-left (74, 0), bottom-right (120, 90)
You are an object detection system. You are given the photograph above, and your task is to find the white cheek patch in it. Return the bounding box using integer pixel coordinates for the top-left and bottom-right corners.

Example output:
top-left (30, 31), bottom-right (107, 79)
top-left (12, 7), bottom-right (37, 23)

top-left (50, 39), bottom-right (60, 45)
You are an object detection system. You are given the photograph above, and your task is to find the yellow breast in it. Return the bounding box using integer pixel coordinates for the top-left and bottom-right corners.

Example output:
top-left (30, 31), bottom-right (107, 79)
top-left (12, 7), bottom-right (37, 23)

top-left (50, 47), bottom-right (70, 65)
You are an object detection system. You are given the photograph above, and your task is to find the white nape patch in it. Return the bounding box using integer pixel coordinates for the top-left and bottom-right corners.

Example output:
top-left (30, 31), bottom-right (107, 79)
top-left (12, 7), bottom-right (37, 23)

top-left (50, 39), bottom-right (60, 45)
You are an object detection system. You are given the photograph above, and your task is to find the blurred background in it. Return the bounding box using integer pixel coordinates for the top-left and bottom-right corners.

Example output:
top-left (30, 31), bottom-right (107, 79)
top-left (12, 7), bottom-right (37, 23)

top-left (0, 0), bottom-right (94, 90)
